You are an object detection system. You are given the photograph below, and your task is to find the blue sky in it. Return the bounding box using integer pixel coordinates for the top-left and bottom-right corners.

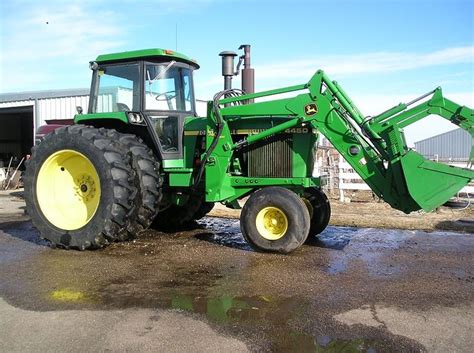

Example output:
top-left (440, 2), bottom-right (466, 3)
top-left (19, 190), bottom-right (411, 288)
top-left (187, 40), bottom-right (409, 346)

top-left (0, 0), bottom-right (473, 143)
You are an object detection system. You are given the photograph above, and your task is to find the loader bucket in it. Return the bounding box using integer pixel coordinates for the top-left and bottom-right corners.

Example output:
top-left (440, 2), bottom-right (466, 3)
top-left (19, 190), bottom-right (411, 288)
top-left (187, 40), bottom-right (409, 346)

top-left (400, 150), bottom-right (474, 212)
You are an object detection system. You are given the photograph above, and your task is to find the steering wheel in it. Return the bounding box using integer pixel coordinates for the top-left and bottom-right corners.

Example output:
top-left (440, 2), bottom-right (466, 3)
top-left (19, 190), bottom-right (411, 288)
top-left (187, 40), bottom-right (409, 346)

top-left (155, 90), bottom-right (177, 101)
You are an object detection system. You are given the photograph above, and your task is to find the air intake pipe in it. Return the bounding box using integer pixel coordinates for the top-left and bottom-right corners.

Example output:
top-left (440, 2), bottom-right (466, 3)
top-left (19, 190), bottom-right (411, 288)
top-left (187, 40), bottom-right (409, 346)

top-left (218, 51), bottom-right (237, 91)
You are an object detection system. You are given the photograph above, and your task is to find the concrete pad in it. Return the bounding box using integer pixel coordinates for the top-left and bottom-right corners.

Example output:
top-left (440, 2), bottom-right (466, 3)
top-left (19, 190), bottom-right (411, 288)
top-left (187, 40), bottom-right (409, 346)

top-left (334, 304), bottom-right (474, 353)
top-left (0, 190), bottom-right (25, 217)
top-left (0, 297), bottom-right (249, 353)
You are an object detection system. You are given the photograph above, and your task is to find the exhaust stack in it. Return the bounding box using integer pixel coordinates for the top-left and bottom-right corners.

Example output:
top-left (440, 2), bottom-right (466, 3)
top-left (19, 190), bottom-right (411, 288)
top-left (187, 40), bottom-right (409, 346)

top-left (239, 44), bottom-right (255, 100)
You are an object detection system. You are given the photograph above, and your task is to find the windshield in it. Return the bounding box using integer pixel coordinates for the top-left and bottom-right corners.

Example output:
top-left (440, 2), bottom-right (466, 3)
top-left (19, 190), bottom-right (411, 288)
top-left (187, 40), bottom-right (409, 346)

top-left (144, 63), bottom-right (194, 112)
top-left (91, 63), bottom-right (140, 113)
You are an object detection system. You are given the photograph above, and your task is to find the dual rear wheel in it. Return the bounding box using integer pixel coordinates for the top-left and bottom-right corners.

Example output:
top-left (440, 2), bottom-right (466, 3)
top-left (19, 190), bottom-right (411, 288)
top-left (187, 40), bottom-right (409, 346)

top-left (24, 125), bottom-right (161, 250)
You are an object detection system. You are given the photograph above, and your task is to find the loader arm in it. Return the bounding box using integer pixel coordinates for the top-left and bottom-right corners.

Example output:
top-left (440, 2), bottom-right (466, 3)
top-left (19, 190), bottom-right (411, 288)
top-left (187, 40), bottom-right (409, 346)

top-left (216, 70), bottom-right (474, 213)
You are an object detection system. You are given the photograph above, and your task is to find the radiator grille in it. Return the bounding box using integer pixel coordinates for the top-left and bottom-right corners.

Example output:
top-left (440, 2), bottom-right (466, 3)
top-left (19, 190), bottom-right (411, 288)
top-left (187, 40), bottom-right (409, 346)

top-left (246, 134), bottom-right (292, 178)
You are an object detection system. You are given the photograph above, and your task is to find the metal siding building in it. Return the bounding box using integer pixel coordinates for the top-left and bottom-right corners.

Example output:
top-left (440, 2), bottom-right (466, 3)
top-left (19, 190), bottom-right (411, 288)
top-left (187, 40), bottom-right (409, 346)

top-left (0, 89), bottom-right (208, 166)
top-left (0, 88), bottom-right (90, 128)
top-left (0, 89), bottom-right (89, 166)
top-left (414, 128), bottom-right (472, 162)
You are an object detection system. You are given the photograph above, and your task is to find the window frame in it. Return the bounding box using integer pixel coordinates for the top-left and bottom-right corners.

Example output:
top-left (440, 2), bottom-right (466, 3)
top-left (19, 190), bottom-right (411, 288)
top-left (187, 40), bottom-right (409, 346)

top-left (88, 61), bottom-right (142, 114)
top-left (142, 61), bottom-right (196, 114)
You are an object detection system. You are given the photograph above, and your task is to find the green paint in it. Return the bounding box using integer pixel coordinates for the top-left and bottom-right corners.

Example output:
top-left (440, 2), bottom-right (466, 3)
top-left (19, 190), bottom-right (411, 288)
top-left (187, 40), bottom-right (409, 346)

top-left (201, 70), bottom-right (473, 212)
top-left (76, 49), bottom-right (473, 214)
top-left (74, 112), bottom-right (128, 124)
top-left (162, 159), bottom-right (185, 168)
top-left (95, 48), bottom-right (199, 68)
top-left (169, 172), bottom-right (193, 187)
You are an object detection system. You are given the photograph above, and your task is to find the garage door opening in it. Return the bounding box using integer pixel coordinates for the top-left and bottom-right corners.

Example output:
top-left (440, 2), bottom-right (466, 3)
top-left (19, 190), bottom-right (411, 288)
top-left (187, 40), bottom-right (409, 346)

top-left (0, 105), bottom-right (34, 170)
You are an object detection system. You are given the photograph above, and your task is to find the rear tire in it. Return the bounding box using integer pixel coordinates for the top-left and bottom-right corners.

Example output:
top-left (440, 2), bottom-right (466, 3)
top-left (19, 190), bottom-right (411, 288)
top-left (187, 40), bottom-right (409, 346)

top-left (152, 194), bottom-right (210, 229)
top-left (303, 188), bottom-right (331, 240)
top-left (240, 187), bottom-right (310, 253)
top-left (24, 125), bottom-right (136, 250)
top-left (192, 201), bottom-right (215, 221)
top-left (103, 130), bottom-right (162, 239)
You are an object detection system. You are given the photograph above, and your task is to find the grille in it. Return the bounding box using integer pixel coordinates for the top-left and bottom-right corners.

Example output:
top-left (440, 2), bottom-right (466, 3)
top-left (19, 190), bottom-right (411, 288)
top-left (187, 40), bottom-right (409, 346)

top-left (246, 134), bottom-right (292, 178)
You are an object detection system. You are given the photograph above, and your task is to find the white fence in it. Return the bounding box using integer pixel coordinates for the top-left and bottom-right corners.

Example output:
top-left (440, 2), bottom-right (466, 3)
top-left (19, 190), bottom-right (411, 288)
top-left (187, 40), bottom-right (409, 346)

top-left (338, 161), bottom-right (370, 202)
top-left (458, 183), bottom-right (474, 195)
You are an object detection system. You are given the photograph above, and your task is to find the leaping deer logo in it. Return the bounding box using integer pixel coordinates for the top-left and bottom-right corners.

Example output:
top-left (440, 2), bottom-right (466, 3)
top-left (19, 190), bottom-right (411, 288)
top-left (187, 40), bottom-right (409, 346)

top-left (304, 103), bottom-right (318, 116)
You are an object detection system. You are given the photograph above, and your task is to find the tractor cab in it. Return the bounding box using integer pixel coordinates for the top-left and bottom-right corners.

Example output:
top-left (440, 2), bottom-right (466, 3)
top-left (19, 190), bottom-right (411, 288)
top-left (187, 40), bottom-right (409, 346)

top-left (87, 48), bottom-right (199, 159)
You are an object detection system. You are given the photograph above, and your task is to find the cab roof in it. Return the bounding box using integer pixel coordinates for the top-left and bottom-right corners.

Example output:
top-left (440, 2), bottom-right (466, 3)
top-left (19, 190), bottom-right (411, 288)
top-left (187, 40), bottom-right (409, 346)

top-left (95, 48), bottom-right (199, 69)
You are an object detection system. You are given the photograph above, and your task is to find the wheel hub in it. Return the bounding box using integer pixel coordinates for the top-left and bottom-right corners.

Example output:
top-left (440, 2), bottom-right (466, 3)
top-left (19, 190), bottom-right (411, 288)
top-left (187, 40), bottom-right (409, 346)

top-left (256, 206), bottom-right (289, 240)
top-left (74, 175), bottom-right (97, 201)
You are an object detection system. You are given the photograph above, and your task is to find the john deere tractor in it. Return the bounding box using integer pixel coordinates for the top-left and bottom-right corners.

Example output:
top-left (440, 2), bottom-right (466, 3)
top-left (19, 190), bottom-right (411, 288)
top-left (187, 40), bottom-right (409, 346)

top-left (24, 45), bottom-right (474, 253)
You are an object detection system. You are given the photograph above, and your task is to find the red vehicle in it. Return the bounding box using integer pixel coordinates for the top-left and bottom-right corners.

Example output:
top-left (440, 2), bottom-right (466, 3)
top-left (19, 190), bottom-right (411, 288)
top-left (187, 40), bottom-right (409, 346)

top-left (35, 119), bottom-right (74, 144)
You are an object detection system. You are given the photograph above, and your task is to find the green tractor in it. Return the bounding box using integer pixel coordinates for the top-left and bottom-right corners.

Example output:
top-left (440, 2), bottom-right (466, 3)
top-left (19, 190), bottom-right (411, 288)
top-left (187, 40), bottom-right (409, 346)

top-left (24, 45), bottom-right (474, 253)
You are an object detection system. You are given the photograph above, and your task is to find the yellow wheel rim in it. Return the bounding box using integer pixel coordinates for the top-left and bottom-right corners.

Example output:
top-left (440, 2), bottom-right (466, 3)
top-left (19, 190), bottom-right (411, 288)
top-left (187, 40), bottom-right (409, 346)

top-left (36, 150), bottom-right (101, 231)
top-left (255, 206), bottom-right (289, 240)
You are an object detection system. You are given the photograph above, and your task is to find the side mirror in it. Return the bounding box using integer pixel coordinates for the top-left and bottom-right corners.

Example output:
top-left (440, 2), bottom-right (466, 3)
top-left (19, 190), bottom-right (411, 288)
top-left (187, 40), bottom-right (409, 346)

top-left (76, 106), bottom-right (83, 115)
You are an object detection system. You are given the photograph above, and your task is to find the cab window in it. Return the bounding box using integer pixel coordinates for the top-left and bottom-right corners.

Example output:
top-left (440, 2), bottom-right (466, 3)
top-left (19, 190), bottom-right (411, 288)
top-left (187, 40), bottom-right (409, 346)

top-left (144, 63), bottom-right (194, 112)
top-left (91, 63), bottom-right (140, 113)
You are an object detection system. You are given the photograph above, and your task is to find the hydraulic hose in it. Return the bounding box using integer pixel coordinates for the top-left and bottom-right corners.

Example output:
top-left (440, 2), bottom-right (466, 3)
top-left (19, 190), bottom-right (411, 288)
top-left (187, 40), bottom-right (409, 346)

top-left (192, 89), bottom-right (244, 190)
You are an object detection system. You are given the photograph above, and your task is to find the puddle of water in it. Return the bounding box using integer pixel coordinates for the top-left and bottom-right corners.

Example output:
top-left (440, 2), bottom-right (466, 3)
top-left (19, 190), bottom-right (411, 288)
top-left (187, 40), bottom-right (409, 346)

top-left (197, 219), bottom-right (252, 251)
top-left (325, 257), bottom-right (349, 275)
top-left (317, 226), bottom-right (358, 250)
top-left (315, 335), bottom-right (378, 352)
top-left (0, 221), bottom-right (49, 266)
top-left (1, 218), bottom-right (457, 351)
top-left (167, 293), bottom-right (380, 352)
top-left (0, 220), bottom-right (49, 247)
top-left (198, 220), bottom-right (360, 253)
top-left (319, 227), bottom-right (414, 277)
top-left (197, 219), bottom-right (436, 279)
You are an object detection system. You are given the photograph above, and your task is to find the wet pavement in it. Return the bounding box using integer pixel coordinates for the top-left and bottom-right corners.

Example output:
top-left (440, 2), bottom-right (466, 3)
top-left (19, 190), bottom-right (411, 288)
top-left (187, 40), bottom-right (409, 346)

top-left (0, 216), bottom-right (473, 352)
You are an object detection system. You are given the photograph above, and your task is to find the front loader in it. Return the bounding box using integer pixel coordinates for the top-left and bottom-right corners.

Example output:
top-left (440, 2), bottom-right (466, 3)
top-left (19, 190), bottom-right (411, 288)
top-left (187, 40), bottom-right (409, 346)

top-left (24, 45), bottom-right (474, 253)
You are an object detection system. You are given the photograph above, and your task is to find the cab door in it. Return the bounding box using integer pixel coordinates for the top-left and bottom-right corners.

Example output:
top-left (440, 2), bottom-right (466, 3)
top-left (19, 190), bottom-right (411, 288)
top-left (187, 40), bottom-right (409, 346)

top-left (143, 61), bottom-right (196, 162)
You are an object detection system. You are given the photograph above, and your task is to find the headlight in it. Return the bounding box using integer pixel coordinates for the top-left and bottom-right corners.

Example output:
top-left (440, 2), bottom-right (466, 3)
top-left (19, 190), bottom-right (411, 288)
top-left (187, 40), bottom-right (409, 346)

top-left (127, 112), bottom-right (144, 124)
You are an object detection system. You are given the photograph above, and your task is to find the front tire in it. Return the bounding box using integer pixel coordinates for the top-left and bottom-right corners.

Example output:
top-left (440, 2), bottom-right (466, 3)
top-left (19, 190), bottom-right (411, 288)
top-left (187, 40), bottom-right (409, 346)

top-left (24, 125), bottom-right (136, 250)
top-left (303, 188), bottom-right (331, 240)
top-left (240, 187), bottom-right (310, 253)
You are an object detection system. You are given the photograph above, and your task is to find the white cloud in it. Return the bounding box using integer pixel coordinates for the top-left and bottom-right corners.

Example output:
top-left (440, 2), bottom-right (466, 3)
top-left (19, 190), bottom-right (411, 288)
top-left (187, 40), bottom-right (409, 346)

top-left (3, 5), bottom-right (125, 60)
top-left (0, 0), bottom-right (219, 93)
top-left (0, 2), bottom-right (126, 92)
top-left (255, 46), bottom-right (474, 82)
top-left (194, 46), bottom-right (474, 100)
